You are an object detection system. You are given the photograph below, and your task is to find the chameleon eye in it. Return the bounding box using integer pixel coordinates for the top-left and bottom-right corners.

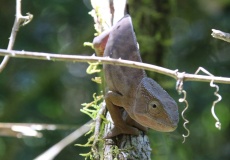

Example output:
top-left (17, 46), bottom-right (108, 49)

top-left (148, 101), bottom-right (161, 115)
top-left (148, 101), bottom-right (160, 109)
top-left (151, 103), bottom-right (157, 108)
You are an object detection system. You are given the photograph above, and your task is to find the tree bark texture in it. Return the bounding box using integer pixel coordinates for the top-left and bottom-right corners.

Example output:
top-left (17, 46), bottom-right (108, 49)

top-left (103, 112), bottom-right (152, 160)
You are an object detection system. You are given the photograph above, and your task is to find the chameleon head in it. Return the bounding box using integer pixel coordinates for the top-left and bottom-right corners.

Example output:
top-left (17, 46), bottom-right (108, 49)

top-left (133, 77), bottom-right (179, 132)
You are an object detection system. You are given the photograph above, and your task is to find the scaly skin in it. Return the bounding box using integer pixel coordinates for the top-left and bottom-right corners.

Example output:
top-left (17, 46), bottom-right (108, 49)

top-left (93, 15), bottom-right (179, 138)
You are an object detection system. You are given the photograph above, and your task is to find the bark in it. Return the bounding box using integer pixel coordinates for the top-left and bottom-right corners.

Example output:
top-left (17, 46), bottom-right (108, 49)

top-left (103, 112), bottom-right (152, 160)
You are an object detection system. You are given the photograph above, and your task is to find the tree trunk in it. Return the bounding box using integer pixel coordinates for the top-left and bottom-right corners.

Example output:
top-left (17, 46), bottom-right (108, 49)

top-left (103, 112), bottom-right (152, 160)
top-left (90, 1), bottom-right (153, 159)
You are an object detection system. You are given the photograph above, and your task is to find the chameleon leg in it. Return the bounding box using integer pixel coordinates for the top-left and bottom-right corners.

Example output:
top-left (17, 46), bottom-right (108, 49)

top-left (104, 91), bottom-right (139, 138)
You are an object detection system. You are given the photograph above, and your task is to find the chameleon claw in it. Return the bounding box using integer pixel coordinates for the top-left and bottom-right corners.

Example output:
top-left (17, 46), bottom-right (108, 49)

top-left (104, 126), bottom-right (139, 139)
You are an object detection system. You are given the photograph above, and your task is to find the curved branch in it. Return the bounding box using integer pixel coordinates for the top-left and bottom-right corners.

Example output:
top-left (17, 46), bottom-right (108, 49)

top-left (0, 48), bottom-right (230, 84)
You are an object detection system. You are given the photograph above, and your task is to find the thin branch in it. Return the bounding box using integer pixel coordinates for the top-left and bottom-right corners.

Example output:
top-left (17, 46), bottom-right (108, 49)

top-left (0, 122), bottom-right (78, 131)
top-left (0, 48), bottom-right (230, 84)
top-left (34, 120), bottom-right (92, 160)
top-left (0, 122), bottom-right (81, 139)
top-left (0, 0), bottom-right (33, 73)
top-left (211, 29), bottom-right (230, 43)
top-left (91, 102), bottom-right (106, 158)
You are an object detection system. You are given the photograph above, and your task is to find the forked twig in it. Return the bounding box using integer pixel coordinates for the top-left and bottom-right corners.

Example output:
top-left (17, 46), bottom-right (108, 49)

top-left (0, 0), bottom-right (33, 73)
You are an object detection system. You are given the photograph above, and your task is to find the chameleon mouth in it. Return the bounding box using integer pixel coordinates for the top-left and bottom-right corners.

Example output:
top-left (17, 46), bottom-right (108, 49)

top-left (151, 120), bottom-right (177, 132)
top-left (134, 113), bottom-right (178, 132)
top-left (148, 119), bottom-right (178, 132)
top-left (154, 116), bottom-right (178, 132)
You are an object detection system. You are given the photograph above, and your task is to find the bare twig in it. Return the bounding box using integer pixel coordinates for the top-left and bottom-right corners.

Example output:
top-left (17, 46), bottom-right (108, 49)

top-left (211, 29), bottom-right (230, 43)
top-left (86, 102), bottom-right (107, 159)
top-left (0, 48), bottom-right (230, 84)
top-left (0, 0), bottom-right (33, 73)
top-left (34, 120), bottom-right (92, 160)
top-left (0, 122), bottom-right (77, 130)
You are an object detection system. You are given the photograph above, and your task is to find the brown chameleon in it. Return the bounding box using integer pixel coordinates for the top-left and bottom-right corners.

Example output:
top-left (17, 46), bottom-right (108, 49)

top-left (93, 15), bottom-right (179, 138)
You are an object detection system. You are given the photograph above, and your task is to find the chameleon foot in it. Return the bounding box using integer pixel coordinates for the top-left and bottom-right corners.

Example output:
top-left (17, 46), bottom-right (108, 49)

top-left (104, 125), bottom-right (139, 139)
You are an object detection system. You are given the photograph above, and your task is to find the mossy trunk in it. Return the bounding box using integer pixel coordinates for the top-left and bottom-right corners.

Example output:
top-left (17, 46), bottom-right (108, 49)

top-left (103, 113), bottom-right (152, 160)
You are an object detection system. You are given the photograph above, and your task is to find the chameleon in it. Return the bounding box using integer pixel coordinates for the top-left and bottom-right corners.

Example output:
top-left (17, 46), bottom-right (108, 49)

top-left (93, 14), bottom-right (179, 138)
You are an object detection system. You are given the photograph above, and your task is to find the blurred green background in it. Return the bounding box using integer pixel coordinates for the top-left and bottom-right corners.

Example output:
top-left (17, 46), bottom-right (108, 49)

top-left (0, 0), bottom-right (230, 159)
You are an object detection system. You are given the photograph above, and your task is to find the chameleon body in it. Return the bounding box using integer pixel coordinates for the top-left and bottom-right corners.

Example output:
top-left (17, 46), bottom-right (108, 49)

top-left (93, 15), bottom-right (179, 138)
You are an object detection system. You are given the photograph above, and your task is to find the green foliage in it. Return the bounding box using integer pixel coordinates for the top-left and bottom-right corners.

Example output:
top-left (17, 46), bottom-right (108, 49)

top-left (80, 93), bottom-right (103, 119)
top-left (76, 93), bottom-right (107, 160)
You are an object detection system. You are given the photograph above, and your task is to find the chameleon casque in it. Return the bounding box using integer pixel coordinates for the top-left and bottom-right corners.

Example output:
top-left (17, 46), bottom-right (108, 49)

top-left (93, 15), bottom-right (179, 138)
